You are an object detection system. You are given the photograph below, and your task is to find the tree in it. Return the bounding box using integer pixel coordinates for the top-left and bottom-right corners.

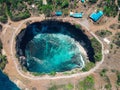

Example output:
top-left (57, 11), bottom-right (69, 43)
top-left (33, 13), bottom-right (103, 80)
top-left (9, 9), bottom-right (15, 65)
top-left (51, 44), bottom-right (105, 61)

top-left (62, 0), bottom-right (69, 8)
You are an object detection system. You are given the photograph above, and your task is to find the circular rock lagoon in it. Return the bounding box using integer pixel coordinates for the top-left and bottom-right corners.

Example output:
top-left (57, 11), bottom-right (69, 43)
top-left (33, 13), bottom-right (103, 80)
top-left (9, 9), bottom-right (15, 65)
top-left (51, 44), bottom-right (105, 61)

top-left (16, 20), bottom-right (95, 73)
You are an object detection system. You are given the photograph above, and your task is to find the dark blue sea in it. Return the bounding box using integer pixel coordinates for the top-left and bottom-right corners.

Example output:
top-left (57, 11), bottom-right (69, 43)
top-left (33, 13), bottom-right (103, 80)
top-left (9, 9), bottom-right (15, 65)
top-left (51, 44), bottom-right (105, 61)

top-left (0, 70), bottom-right (20, 90)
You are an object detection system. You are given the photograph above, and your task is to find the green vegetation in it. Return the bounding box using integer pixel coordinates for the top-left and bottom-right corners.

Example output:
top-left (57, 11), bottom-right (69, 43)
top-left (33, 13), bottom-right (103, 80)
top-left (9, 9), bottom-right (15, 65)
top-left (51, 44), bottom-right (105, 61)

top-left (82, 62), bottom-right (95, 71)
top-left (100, 69), bottom-right (107, 77)
top-left (117, 72), bottom-right (120, 86)
top-left (49, 71), bottom-right (56, 76)
top-left (0, 40), bottom-right (7, 70)
top-left (99, 69), bottom-right (111, 90)
top-left (7, 1), bottom-right (31, 21)
top-left (0, 0), bottom-right (119, 22)
top-left (105, 84), bottom-right (111, 90)
top-left (95, 30), bottom-right (112, 38)
top-left (113, 32), bottom-right (120, 47)
top-left (48, 76), bottom-right (95, 90)
top-left (118, 13), bottom-right (120, 21)
top-left (82, 37), bottom-right (102, 72)
top-left (91, 38), bottom-right (102, 62)
top-left (0, 40), bottom-right (2, 53)
top-left (118, 0), bottom-right (120, 6)
top-left (61, 0), bottom-right (69, 8)
top-left (0, 4), bottom-right (8, 23)
top-left (77, 76), bottom-right (95, 90)
top-left (39, 5), bottom-right (53, 17)
top-left (0, 55), bottom-right (7, 70)
top-left (75, 24), bottom-right (81, 29)
top-left (103, 0), bottom-right (118, 17)
top-left (49, 83), bottom-right (73, 90)
top-left (49, 85), bottom-right (58, 90)
top-left (110, 44), bottom-right (113, 49)
top-left (31, 72), bottom-right (45, 76)
top-left (0, 0), bottom-right (31, 22)
top-left (31, 71), bottom-right (56, 76)
top-left (104, 76), bottom-right (111, 90)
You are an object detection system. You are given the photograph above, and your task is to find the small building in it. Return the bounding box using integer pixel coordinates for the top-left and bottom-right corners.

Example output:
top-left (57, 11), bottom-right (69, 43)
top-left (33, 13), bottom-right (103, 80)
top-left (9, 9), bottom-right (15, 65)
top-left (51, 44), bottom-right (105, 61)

top-left (81, 0), bottom-right (85, 3)
top-left (43, 0), bottom-right (47, 5)
top-left (70, 12), bottom-right (83, 18)
top-left (31, 4), bottom-right (35, 8)
top-left (55, 11), bottom-right (62, 16)
top-left (103, 38), bottom-right (110, 44)
top-left (70, 12), bottom-right (74, 16)
top-left (90, 11), bottom-right (103, 22)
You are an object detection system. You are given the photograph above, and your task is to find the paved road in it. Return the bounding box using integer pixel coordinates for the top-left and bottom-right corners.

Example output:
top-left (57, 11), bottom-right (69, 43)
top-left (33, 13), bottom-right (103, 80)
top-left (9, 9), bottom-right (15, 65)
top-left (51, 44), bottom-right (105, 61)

top-left (10, 17), bottom-right (104, 80)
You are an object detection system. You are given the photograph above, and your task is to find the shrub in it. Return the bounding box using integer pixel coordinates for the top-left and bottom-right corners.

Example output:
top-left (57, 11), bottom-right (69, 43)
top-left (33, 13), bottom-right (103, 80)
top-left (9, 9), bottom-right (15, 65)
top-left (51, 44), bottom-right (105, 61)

top-left (117, 72), bottom-right (120, 86)
top-left (49, 71), bottom-right (56, 76)
top-left (77, 76), bottom-right (95, 90)
top-left (118, 13), bottom-right (120, 21)
top-left (62, 0), bottom-right (69, 8)
top-left (95, 30), bottom-right (112, 38)
top-left (103, 1), bottom-right (118, 17)
top-left (0, 40), bottom-right (2, 53)
top-left (90, 38), bottom-right (102, 61)
top-left (0, 55), bottom-right (8, 70)
top-left (100, 69), bottom-right (107, 77)
top-left (82, 62), bottom-right (95, 71)
top-left (113, 32), bottom-right (120, 47)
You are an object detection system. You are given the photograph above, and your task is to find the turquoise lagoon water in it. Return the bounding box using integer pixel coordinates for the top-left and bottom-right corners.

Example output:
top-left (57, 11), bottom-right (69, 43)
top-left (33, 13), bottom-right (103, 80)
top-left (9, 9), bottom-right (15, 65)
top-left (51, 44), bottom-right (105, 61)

top-left (25, 34), bottom-right (84, 73)
top-left (16, 20), bottom-right (95, 73)
top-left (0, 70), bottom-right (20, 90)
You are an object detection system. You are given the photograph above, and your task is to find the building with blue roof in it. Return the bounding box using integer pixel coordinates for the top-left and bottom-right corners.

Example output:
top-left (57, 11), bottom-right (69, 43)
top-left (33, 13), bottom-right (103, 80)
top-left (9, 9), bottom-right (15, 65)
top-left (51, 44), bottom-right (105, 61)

top-left (90, 11), bottom-right (103, 22)
top-left (55, 11), bottom-right (62, 16)
top-left (71, 12), bottom-right (83, 18)
top-left (81, 0), bottom-right (85, 3)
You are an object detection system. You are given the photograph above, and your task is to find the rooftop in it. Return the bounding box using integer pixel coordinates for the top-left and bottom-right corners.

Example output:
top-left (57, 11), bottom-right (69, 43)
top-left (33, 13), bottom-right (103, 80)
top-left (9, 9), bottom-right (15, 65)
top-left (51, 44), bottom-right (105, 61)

top-left (90, 11), bottom-right (103, 22)
top-left (81, 0), bottom-right (85, 3)
top-left (55, 11), bottom-right (62, 16)
top-left (70, 12), bottom-right (83, 18)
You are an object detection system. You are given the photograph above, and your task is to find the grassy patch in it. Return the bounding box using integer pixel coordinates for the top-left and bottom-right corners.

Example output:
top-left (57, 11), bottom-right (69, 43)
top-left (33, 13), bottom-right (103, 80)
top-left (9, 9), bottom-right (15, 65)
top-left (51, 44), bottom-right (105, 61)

top-left (0, 4), bottom-right (8, 23)
top-left (77, 76), bottom-right (95, 90)
top-left (48, 83), bottom-right (73, 90)
top-left (49, 71), bottom-right (56, 76)
top-left (0, 55), bottom-right (8, 70)
top-left (118, 13), bottom-right (120, 21)
top-left (31, 71), bottom-right (56, 76)
top-left (6, 1), bottom-right (31, 21)
top-left (95, 30), bottom-right (112, 38)
top-left (82, 62), bottom-right (95, 71)
top-left (99, 69), bottom-right (111, 90)
top-left (116, 72), bottom-right (120, 86)
top-left (90, 38), bottom-right (102, 62)
top-left (103, 0), bottom-right (118, 17)
top-left (100, 69), bottom-right (107, 77)
top-left (104, 76), bottom-right (111, 90)
top-left (113, 32), bottom-right (120, 47)
top-left (31, 72), bottom-right (45, 76)
top-left (0, 40), bottom-right (8, 70)
top-left (75, 24), bottom-right (81, 29)
top-left (118, 0), bottom-right (120, 7)
top-left (48, 76), bottom-right (95, 90)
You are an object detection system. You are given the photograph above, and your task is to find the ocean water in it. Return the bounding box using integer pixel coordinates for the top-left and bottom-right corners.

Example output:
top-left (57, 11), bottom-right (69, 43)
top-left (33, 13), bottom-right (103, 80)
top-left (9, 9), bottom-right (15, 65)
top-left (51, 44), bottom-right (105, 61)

top-left (25, 34), bottom-right (84, 73)
top-left (0, 70), bottom-right (20, 90)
